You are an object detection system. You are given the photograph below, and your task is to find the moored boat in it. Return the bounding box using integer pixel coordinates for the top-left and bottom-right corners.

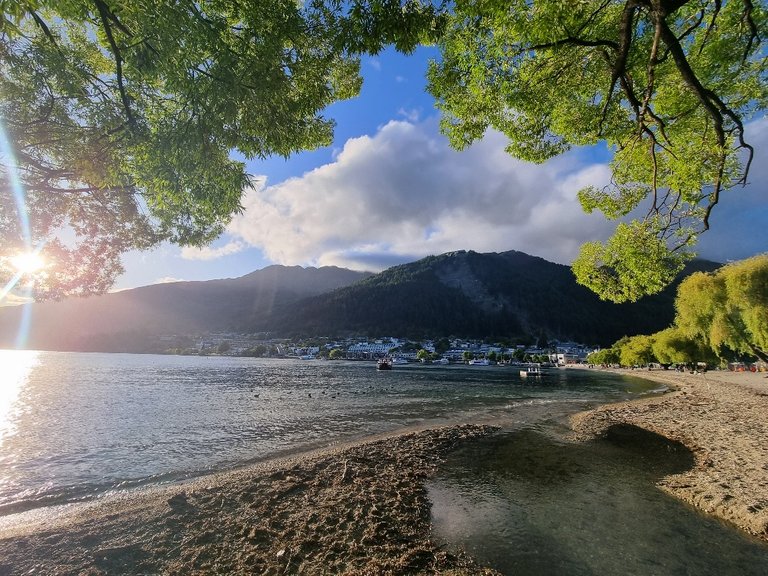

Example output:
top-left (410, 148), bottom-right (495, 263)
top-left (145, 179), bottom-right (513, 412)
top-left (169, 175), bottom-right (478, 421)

top-left (520, 363), bottom-right (542, 377)
top-left (377, 358), bottom-right (393, 370)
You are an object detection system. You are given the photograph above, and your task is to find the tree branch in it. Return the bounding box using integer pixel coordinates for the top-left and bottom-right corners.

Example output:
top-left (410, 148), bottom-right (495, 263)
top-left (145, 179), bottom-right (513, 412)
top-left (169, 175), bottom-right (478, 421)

top-left (93, 0), bottom-right (136, 130)
top-left (741, 0), bottom-right (760, 64)
top-left (598, 1), bottom-right (640, 133)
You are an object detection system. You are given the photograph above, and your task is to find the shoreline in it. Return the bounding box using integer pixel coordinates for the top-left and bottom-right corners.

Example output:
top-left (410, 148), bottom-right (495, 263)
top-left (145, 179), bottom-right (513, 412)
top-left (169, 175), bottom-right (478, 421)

top-left (0, 424), bottom-right (502, 575)
top-left (1, 369), bottom-right (766, 573)
top-left (569, 366), bottom-right (768, 542)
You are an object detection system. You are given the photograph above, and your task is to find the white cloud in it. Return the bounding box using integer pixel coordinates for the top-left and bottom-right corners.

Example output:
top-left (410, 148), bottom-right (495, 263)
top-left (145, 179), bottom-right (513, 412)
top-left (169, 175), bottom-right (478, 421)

top-left (180, 240), bottom-right (245, 261)
top-left (153, 276), bottom-right (185, 284)
top-left (0, 292), bottom-right (32, 307)
top-left (397, 108), bottom-right (421, 122)
top-left (228, 118), bottom-right (617, 271)
top-left (227, 116), bottom-right (767, 272)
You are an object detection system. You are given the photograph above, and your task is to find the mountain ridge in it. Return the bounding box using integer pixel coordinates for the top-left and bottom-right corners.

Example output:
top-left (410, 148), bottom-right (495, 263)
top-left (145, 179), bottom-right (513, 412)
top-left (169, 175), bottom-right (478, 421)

top-left (0, 251), bottom-right (721, 351)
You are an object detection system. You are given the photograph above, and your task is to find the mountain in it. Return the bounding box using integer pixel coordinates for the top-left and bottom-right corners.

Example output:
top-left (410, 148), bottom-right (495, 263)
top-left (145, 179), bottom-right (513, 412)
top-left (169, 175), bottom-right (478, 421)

top-left (0, 266), bottom-right (371, 352)
top-left (0, 251), bottom-right (721, 351)
top-left (258, 251), bottom-right (721, 345)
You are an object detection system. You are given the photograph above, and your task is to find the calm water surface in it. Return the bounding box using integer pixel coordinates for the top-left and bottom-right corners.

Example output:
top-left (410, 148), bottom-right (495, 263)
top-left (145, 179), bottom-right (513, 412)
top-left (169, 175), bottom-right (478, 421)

top-left (429, 423), bottom-right (768, 575)
top-left (0, 350), bottom-right (656, 513)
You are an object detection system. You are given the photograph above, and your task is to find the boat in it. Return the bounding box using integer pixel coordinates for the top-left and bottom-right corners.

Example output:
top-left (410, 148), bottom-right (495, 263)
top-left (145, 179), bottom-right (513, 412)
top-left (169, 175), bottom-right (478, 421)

top-left (432, 357), bottom-right (450, 365)
top-left (520, 363), bottom-right (542, 377)
top-left (377, 358), bottom-right (393, 370)
top-left (469, 358), bottom-right (491, 366)
top-left (391, 356), bottom-right (409, 365)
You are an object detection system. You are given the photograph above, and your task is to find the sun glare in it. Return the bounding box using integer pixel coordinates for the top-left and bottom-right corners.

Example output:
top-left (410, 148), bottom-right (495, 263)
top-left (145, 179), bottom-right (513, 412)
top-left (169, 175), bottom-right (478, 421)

top-left (10, 251), bottom-right (45, 274)
top-left (0, 350), bottom-right (38, 444)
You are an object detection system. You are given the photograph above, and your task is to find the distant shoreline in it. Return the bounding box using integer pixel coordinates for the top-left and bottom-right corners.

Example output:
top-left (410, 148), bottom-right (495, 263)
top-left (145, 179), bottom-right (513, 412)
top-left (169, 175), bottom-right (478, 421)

top-left (570, 366), bottom-right (768, 542)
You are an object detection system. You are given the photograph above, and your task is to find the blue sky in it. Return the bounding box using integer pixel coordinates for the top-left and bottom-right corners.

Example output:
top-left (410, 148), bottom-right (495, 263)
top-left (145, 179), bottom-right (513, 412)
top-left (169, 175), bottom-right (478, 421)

top-left (115, 46), bottom-right (768, 290)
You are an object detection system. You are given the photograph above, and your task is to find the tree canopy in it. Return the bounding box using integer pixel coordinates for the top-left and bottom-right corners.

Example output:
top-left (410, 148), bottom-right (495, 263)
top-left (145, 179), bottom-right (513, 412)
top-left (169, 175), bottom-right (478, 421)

top-left (0, 0), bottom-right (441, 298)
top-left (675, 253), bottom-right (768, 361)
top-left (2, 1), bottom-right (765, 301)
top-left (428, 0), bottom-right (766, 302)
top-left (598, 253), bottom-right (768, 366)
top-left (651, 326), bottom-right (716, 365)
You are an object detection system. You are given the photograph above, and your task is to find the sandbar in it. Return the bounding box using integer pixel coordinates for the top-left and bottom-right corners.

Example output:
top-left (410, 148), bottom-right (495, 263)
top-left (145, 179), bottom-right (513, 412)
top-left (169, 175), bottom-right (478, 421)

top-left (0, 424), bottom-right (501, 575)
top-left (569, 366), bottom-right (768, 542)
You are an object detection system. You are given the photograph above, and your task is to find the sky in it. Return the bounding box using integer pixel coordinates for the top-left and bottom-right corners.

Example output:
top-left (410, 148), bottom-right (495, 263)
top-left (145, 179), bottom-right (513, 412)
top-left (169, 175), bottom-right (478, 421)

top-left (115, 46), bottom-right (768, 290)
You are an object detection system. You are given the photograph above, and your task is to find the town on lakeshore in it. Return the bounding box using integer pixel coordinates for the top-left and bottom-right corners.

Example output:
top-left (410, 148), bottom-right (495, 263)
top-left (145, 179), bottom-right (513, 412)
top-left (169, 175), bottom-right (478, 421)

top-left (166, 333), bottom-right (591, 366)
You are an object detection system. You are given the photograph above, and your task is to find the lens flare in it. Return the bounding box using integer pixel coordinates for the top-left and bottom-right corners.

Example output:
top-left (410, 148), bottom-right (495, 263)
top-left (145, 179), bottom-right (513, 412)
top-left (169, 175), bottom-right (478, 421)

top-left (10, 251), bottom-right (45, 274)
top-left (1, 120), bottom-right (41, 348)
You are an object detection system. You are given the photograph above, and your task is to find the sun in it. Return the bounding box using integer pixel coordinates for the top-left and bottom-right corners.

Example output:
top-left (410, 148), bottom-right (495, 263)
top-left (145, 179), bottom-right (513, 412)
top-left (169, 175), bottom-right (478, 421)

top-left (10, 251), bottom-right (46, 274)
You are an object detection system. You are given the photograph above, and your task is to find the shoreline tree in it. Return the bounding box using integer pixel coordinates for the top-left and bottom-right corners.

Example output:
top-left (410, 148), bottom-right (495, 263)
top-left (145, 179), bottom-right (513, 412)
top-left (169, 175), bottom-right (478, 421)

top-left (598, 253), bottom-right (768, 367)
top-left (0, 0), bottom-right (442, 298)
top-left (675, 253), bottom-right (768, 362)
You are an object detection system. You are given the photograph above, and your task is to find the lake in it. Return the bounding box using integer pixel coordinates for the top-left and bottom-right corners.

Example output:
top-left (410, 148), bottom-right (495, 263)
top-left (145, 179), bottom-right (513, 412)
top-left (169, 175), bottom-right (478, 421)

top-left (0, 350), bottom-right (657, 514)
top-left (2, 350), bottom-right (767, 574)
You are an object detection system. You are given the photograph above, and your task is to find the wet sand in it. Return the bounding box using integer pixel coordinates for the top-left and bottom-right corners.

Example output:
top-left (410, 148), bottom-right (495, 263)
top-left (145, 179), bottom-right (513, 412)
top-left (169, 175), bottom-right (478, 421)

top-left (1, 368), bottom-right (767, 574)
top-left (570, 367), bottom-right (768, 542)
top-left (0, 424), bottom-right (501, 575)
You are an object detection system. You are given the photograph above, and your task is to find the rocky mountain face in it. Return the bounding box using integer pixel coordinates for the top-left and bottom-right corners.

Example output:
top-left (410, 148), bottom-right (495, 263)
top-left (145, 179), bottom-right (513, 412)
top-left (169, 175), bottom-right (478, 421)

top-left (261, 250), bottom-right (720, 345)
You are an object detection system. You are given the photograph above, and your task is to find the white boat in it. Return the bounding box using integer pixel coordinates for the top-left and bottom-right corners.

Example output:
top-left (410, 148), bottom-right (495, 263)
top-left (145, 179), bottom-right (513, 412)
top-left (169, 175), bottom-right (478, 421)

top-left (520, 363), bottom-right (542, 377)
top-left (469, 358), bottom-right (491, 366)
top-left (391, 356), bottom-right (409, 365)
top-left (432, 357), bottom-right (450, 365)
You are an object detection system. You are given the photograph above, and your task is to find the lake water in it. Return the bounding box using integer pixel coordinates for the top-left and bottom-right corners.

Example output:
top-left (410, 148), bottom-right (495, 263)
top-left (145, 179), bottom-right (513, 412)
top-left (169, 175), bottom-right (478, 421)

top-left (0, 350), bottom-right (658, 514)
top-left (428, 427), bottom-right (768, 575)
top-left (1, 350), bottom-right (767, 573)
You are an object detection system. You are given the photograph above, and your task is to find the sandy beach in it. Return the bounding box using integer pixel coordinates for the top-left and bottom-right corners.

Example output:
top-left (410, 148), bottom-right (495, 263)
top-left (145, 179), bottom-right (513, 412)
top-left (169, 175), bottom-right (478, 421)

top-left (570, 367), bottom-right (768, 543)
top-left (0, 367), bottom-right (767, 574)
top-left (0, 424), bottom-right (501, 575)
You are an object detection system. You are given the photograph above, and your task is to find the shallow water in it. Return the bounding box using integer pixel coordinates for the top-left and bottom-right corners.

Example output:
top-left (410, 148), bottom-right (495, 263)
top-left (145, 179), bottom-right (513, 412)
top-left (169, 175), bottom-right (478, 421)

top-left (428, 425), bottom-right (768, 575)
top-left (0, 351), bottom-right (659, 514)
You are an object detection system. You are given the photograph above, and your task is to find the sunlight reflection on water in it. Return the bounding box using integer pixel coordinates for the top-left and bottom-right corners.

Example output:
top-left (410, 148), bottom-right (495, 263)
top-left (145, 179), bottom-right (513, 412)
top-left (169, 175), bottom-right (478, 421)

top-left (0, 350), bottom-right (39, 444)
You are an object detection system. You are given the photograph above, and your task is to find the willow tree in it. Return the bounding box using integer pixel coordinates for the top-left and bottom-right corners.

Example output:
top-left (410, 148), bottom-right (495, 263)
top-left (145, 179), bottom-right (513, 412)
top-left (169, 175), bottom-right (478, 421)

top-left (651, 326), bottom-right (715, 365)
top-left (0, 0), bottom-right (441, 299)
top-left (586, 346), bottom-right (621, 365)
top-left (428, 0), bottom-right (766, 302)
top-left (617, 333), bottom-right (656, 366)
top-left (675, 253), bottom-right (768, 361)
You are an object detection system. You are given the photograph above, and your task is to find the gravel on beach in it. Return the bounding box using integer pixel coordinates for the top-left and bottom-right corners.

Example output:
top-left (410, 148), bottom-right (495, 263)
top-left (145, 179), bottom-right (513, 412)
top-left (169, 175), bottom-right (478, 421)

top-left (0, 424), bottom-right (501, 575)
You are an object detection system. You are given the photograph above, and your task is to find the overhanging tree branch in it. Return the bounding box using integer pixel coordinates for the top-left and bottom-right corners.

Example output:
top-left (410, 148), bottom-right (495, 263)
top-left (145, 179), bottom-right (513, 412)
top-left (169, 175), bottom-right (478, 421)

top-left (93, 0), bottom-right (136, 130)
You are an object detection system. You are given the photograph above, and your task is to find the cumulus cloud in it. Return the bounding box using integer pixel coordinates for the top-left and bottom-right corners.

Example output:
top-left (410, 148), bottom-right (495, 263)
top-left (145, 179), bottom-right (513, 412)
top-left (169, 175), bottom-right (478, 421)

top-left (226, 116), bottom-right (767, 271)
top-left (227, 118), bottom-right (617, 271)
top-left (180, 240), bottom-right (246, 261)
